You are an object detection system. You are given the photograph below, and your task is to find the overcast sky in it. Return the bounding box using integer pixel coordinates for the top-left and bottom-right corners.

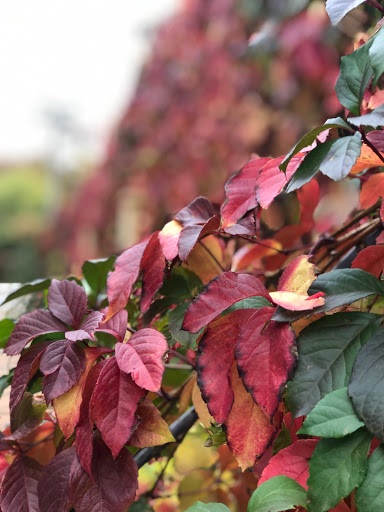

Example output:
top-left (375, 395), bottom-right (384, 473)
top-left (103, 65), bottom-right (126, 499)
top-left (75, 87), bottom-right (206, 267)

top-left (0, 0), bottom-right (178, 162)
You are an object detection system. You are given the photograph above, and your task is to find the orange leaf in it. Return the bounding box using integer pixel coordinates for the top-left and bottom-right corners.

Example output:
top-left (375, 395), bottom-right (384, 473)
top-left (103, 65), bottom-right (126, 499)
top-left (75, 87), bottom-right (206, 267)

top-left (231, 239), bottom-right (282, 272)
top-left (192, 378), bottom-right (214, 428)
top-left (129, 398), bottom-right (175, 448)
top-left (350, 144), bottom-right (384, 175)
top-left (184, 235), bottom-right (224, 284)
top-left (360, 173), bottom-right (384, 208)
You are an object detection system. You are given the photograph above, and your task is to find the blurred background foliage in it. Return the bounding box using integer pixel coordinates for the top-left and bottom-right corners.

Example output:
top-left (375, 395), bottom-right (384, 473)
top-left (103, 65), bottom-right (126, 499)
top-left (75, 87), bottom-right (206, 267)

top-left (0, 0), bottom-right (370, 280)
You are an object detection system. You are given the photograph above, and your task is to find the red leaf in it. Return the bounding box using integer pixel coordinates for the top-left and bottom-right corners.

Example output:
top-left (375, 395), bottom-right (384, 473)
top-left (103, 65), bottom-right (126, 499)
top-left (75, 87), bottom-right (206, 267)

top-left (175, 196), bottom-right (218, 226)
top-left (183, 272), bottom-right (272, 333)
top-left (128, 398), bottom-right (175, 447)
top-left (360, 173), bottom-right (384, 208)
top-left (97, 308), bottom-right (128, 343)
top-left (158, 220), bottom-right (183, 260)
top-left (48, 279), bottom-right (87, 328)
top-left (106, 240), bottom-right (148, 321)
top-left (236, 308), bottom-right (296, 417)
top-left (197, 311), bottom-right (254, 424)
top-left (140, 232), bottom-right (166, 313)
top-left (258, 439), bottom-right (318, 490)
top-left (225, 364), bottom-right (275, 470)
top-left (5, 310), bottom-right (67, 356)
top-left (115, 328), bottom-right (168, 392)
top-left (178, 216), bottom-right (220, 262)
top-left (221, 157), bottom-right (270, 228)
top-left (256, 154), bottom-right (304, 209)
top-left (76, 360), bottom-right (107, 479)
top-left (40, 340), bottom-right (86, 404)
top-left (10, 340), bottom-right (53, 412)
top-left (38, 446), bottom-right (77, 512)
top-left (90, 356), bottom-right (145, 457)
top-left (0, 456), bottom-right (42, 512)
top-left (68, 434), bottom-right (138, 512)
top-left (351, 245), bottom-right (384, 278)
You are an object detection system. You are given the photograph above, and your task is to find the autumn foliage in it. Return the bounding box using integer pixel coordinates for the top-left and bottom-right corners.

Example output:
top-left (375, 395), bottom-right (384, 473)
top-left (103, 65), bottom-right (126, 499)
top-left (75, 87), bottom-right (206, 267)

top-left (2, 0), bottom-right (384, 511)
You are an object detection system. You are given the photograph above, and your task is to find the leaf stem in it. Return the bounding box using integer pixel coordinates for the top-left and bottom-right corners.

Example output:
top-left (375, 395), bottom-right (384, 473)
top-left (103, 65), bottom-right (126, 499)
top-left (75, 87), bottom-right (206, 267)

top-left (169, 348), bottom-right (195, 369)
top-left (198, 240), bottom-right (225, 272)
top-left (361, 132), bottom-right (384, 165)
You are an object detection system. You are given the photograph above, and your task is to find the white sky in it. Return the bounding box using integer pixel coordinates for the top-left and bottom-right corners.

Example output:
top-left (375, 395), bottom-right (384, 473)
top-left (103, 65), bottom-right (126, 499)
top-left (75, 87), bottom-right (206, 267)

top-left (0, 0), bottom-right (179, 162)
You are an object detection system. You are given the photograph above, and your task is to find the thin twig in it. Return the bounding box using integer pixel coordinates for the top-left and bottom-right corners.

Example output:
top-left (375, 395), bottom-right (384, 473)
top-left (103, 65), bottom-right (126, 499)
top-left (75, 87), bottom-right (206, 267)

top-left (361, 132), bottom-right (384, 165)
top-left (169, 348), bottom-right (195, 369)
top-left (198, 240), bottom-right (225, 272)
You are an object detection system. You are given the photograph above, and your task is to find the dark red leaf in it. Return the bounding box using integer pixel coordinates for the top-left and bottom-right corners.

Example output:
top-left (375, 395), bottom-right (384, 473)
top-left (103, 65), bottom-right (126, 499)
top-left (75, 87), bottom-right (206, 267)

top-left (223, 210), bottom-right (256, 236)
top-left (79, 311), bottom-right (104, 334)
top-left (5, 310), bottom-right (67, 356)
top-left (178, 216), bottom-right (220, 262)
top-left (10, 340), bottom-right (53, 412)
top-left (38, 446), bottom-right (77, 512)
top-left (106, 240), bottom-right (148, 321)
top-left (351, 245), bottom-right (384, 278)
top-left (68, 434), bottom-right (138, 512)
top-left (140, 232), bottom-right (166, 313)
top-left (221, 157), bottom-right (270, 228)
top-left (256, 154), bottom-right (304, 209)
top-left (97, 309), bottom-right (128, 343)
top-left (115, 328), bottom-right (168, 392)
top-left (0, 456), bottom-right (42, 512)
top-left (366, 130), bottom-right (384, 152)
top-left (236, 307), bottom-right (296, 417)
top-left (183, 271), bottom-right (272, 333)
top-left (90, 356), bottom-right (145, 457)
top-left (197, 310), bottom-right (254, 424)
top-left (258, 439), bottom-right (318, 489)
top-left (48, 279), bottom-right (87, 328)
top-left (40, 340), bottom-right (86, 404)
top-left (175, 196), bottom-right (219, 226)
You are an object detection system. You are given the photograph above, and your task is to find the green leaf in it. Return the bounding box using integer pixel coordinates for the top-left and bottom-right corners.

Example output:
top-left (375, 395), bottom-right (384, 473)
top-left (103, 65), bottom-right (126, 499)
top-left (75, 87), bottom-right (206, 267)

top-left (325, 0), bottom-right (365, 25)
top-left (299, 387), bottom-right (364, 437)
top-left (369, 27), bottom-right (384, 87)
top-left (280, 117), bottom-right (353, 172)
top-left (223, 296), bottom-right (272, 314)
top-left (319, 132), bottom-right (362, 181)
top-left (1, 279), bottom-right (51, 306)
top-left (356, 444), bottom-right (384, 509)
top-left (185, 502), bottom-right (231, 512)
top-left (349, 329), bottom-right (384, 442)
top-left (287, 312), bottom-right (380, 417)
top-left (0, 319), bottom-right (15, 349)
top-left (160, 267), bottom-right (203, 301)
top-left (168, 302), bottom-right (203, 349)
top-left (349, 104), bottom-right (384, 128)
top-left (0, 370), bottom-right (14, 399)
top-left (129, 497), bottom-right (155, 511)
top-left (247, 476), bottom-right (307, 512)
top-left (10, 392), bottom-right (47, 439)
top-left (82, 256), bottom-right (116, 297)
top-left (286, 140), bottom-right (336, 192)
top-left (335, 42), bottom-right (373, 116)
top-left (307, 428), bottom-right (371, 512)
top-left (309, 269), bottom-right (384, 312)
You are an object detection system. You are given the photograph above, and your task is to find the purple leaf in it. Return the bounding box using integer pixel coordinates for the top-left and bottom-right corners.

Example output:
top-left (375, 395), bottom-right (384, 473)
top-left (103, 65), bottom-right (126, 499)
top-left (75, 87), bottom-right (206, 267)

top-left (80, 311), bottom-right (104, 333)
top-left (5, 310), bottom-right (67, 356)
top-left (178, 216), bottom-right (220, 262)
top-left (48, 279), bottom-right (88, 328)
top-left (140, 232), bottom-right (166, 313)
top-left (0, 456), bottom-right (42, 512)
top-left (175, 196), bottom-right (219, 226)
top-left (97, 309), bottom-right (128, 343)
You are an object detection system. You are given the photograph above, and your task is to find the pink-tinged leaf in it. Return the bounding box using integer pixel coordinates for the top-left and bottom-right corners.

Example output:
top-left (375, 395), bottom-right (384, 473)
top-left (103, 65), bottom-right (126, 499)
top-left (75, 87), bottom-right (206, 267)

top-left (68, 434), bottom-right (138, 512)
top-left (158, 220), bottom-right (183, 260)
top-left (269, 290), bottom-right (325, 310)
top-left (0, 456), bottom-right (42, 512)
top-left (178, 216), bottom-right (220, 262)
top-left (183, 272), bottom-right (272, 333)
top-left (225, 364), bottom-right (275, 470)
top-left (258, 439), bottom-right (318, 490)
top-left (351, 245), bottom-right (384, 278)
top-left (106, 240), bottom-right (148, 321)
top-left (54, 347), bottom-right (111, 439)
top-left (91, 356), bottom-right (145, 457)
top-left (10, 340), bottom-right (53, 412)
top-left (231, 239), bottom-right (282, 272)
top-left (223, 210), bottom-right (256, 236)
top-left (236, 308), bottom-right (296, 417)
top-left (48, 279), bottom-right (87, 328)
top-left (140, 232), bottom-right (166, 313)
top-left (175, 196), bottom-right (219, 226)
top-left (40, 340), bottom-right (86, 404)
top-left (80, 311), bottom-right (104, 334)
top-left (221, 157), bottom-right (270, 228)
top-left (256, 154), bottom-right (304, 209)
top-left (129, 398), bottom-right (175, 447)
top-left (97, 309), bottom-right (128, 343)
top-left (5, 310), bottom-right (67, 356)
top-left (38, 446), bottom-right (77, 512)
top-left (115, 328), bottom-right (168, 392)
top-left (65, 329), bottom-right (93, 342)
top-left (278, 255), bottom-right (319, 294)
top-left (197, 311), bottom-right (254, 424)
top-left (76, 360), bottom-right (107, 479)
